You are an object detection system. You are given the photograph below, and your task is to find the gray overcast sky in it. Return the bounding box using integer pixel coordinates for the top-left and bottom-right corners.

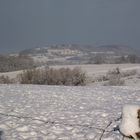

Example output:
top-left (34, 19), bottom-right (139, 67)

top-left (0, 0), bottom-right (140, 53)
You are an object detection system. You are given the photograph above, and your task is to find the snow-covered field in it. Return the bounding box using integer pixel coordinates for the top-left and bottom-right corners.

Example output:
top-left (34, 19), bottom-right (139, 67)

top-left (51, 64), bottom-right (140, 77)
top-left (52, 64), bottom-right (140, 87)
top-left (0, 64), bottom-right (140, 87)
top-left (0, 84), bottom-right (140, 140)
top-left (0, 64), bottom-right (139, 79)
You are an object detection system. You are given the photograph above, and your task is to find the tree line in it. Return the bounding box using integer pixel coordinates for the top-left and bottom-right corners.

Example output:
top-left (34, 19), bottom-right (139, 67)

top-left (0, 55), bottom-right (35, 72)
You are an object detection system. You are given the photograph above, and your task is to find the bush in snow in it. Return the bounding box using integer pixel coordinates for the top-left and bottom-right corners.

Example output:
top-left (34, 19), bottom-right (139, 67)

top-left (18, 67), bottom-right (86, 86)
top-left (121, 69), bottom-right (137, 78)
top-left (119, 104), bottom-right (140, 140)
top-left (0, 75), bottom-right (14, 84)
top-left (105, 67), bottom-right (125, 86)
top-left (18, 69), bottom-right (42, 84)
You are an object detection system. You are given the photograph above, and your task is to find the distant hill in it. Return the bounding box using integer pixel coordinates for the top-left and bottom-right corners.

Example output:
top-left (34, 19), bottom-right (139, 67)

top-left (20, 44), bottom-right (140, 55)
top-left (97, 45), bottom-right (140, 55)
top-left (18, 45), bottom-right (140, 65)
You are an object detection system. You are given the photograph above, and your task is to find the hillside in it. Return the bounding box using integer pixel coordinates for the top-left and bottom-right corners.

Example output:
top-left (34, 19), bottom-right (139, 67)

top-left (0, 85), bottom-right (139, 139)
top-left (0, 55), bottom-right (35, 72)
top-left (19, 45), bottom-right (140, 65)
top-left (20, 45), bottom-right (140, 55)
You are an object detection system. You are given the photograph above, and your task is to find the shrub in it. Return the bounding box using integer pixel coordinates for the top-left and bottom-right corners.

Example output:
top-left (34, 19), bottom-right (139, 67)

top-left (0, 75), bottom-right (14, 84)
top-left (121, 69), bottom-right (137, 77)
top-left (18, 67), bottom-right (86, 86)
top-left (107, 75), bottom-right (125, 86)
top-left (18, 69), bottom-right (43, 84)
top-left (105, 67), bottom-right (125, 86)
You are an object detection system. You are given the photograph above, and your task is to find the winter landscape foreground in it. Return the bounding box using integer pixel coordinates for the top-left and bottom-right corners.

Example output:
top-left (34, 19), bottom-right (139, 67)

top-left (0, 84), bottom-right (140, 140)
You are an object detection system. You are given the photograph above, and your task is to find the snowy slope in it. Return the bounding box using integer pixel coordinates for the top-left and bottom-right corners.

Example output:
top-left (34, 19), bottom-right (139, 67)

top-left (0, 85), bottom-right (140, 140)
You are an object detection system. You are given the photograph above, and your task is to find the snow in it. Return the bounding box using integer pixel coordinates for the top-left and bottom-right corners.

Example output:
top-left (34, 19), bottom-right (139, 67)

top-left (0, 85), bottom-right (140, 139)
top-left (0, 64), bottom-right (140, 87)
top-left (51, 64), bottom-right (140, 77)
top-left (120, 104), bottom-right (140, 139)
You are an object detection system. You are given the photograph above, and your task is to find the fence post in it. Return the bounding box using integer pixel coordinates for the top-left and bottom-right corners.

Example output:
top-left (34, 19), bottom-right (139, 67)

top-left (119, 104), bottom-right (140, 140)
